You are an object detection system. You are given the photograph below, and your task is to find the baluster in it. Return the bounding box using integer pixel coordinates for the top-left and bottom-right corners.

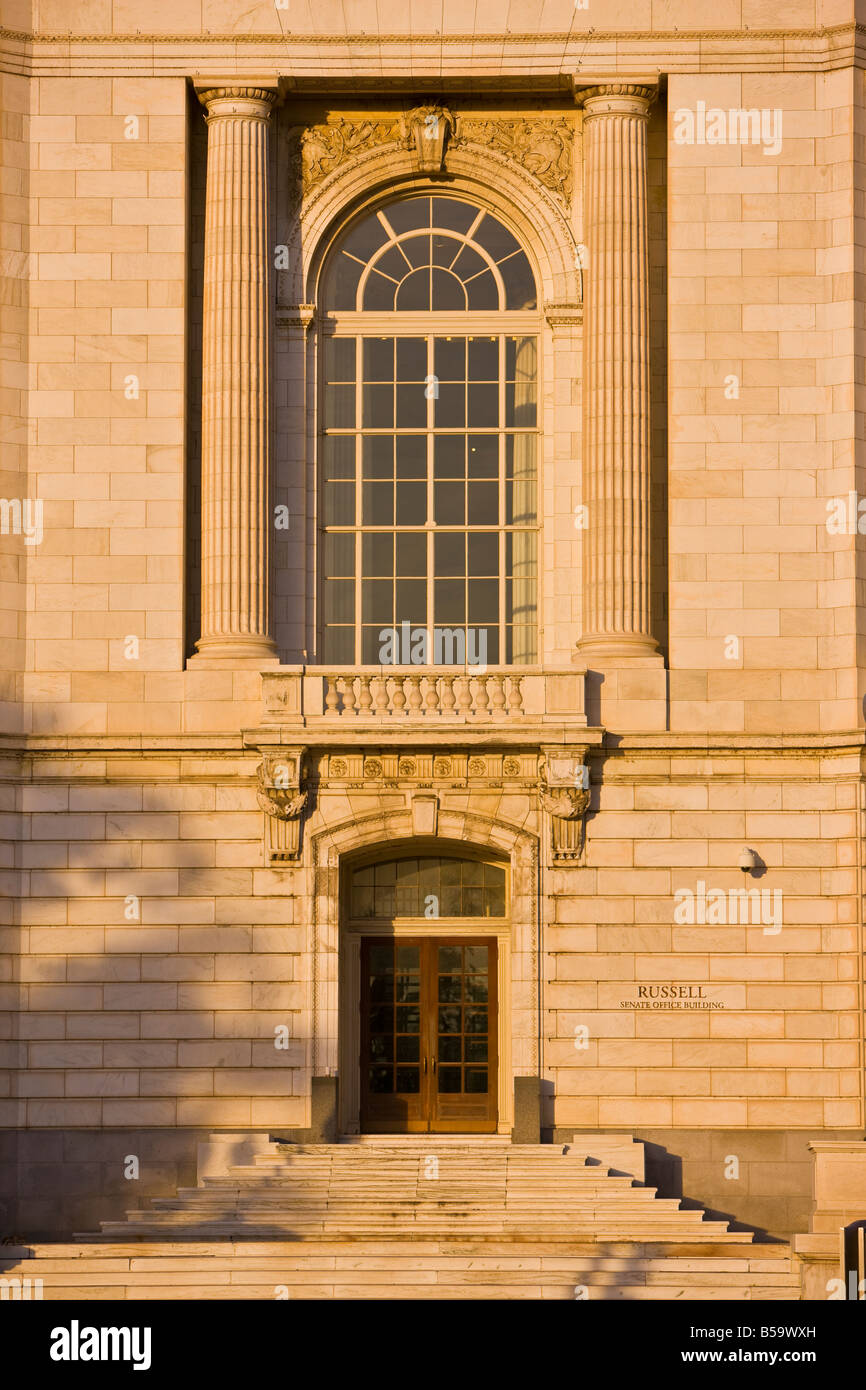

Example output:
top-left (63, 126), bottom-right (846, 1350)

top-left (440, 675), bottom-right (456, 715)
top-left (507, 676), bottom-right (524, 716)
top-left (358, 675), bottom-right (373, 714)
top-left (342, 675), bottom-right (356, 715)
top-left (456, 675), bottom-right (473, 718)
top-left (392, 675), bottom-right (407, 715)
top-left (374, 675), bottom-right (389, 715)
top-left (406, 673), bottom-right (423, 713)
top-left (424, 676), bottom-right (440, 716)
top-left (475, 674), bottom-right (490, 717)
top-left (490, 674), bottom-right (506, 716)
top-left (324, 674), bottom-right (339, 715)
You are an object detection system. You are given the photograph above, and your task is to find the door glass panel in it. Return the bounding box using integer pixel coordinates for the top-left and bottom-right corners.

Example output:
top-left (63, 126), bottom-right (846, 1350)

top-left (435, 944), bottom-right (492, 1098)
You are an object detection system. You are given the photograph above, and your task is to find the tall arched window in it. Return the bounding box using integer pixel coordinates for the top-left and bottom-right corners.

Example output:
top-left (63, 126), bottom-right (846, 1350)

top-left (319, 194), bottom-right (539, 667)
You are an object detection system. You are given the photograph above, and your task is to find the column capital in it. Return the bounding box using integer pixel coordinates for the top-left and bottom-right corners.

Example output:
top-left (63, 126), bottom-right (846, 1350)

top-left (574, 83), bottom-right (657, 120)
top-left (196, 85), bottom-right (280, 120)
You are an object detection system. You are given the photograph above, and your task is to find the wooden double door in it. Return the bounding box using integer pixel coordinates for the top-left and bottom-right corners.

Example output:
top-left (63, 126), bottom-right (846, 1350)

top-left (360, 936), bottom-right (498, 1133)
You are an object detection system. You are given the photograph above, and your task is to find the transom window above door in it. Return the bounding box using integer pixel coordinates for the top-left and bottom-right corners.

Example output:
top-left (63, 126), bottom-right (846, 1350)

top-left (319, 194), bottom-right (539, 668)
top-left (350, 855), bottom-right (507, 920)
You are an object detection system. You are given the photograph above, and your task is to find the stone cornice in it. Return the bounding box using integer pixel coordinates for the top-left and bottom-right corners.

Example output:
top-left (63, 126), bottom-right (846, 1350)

top-left (2, 25), bottom-right (865, 44)
top-left (1, 24), bottom-right (865, 79)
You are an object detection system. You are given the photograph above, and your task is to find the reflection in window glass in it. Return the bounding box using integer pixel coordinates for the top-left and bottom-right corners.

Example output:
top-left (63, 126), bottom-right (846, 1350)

top-left (350, 856), bottom-right (506, 918)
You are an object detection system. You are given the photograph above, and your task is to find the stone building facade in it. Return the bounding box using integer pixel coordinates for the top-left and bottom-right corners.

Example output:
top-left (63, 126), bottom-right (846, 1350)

top-left (0, 1), bottom-right (864, 1243)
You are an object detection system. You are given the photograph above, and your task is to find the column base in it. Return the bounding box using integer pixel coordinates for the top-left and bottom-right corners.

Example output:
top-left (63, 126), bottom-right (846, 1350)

top-left (190, 634), bottom-right (280, 667)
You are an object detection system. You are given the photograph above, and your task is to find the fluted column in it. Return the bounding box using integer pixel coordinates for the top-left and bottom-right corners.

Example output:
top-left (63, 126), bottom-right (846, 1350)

top-left (195, 86), bottom-right (278, 661)
top-left (577, 84), bottom-right (658, 661)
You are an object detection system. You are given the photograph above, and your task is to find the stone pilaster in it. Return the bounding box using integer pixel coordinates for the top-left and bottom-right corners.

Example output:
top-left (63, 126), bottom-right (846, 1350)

top-left (577, 84), bottom-right (658, 663)
top-left (195, 86), bottom-right (279, 662)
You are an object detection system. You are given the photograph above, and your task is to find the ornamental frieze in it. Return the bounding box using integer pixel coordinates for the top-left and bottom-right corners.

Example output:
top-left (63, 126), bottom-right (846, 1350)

top-left (451, 118), bottom-right (573, 204)
top-left (289, 118), bottom-right (404, 195)
top-left (288, 113), bottom-right (574, 205)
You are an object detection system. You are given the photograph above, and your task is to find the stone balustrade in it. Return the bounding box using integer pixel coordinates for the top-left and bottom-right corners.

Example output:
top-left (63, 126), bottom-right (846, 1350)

top-left (258, 666), bottom-right (587, 731)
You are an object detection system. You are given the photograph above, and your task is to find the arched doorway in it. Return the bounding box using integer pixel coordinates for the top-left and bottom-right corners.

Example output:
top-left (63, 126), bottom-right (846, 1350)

top-left (339, 844), bottom-right (510, 1134)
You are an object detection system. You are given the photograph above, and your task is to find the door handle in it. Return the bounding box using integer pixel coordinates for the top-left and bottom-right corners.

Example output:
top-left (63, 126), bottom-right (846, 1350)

top-left (432, 1058), bottom-right (437, 1074)
top-left (424, 1057), bottom-right (427, 1074)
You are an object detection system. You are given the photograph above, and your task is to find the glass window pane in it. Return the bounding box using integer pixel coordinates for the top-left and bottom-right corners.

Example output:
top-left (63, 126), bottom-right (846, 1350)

top-left (396, 435), bottom-right (426, 478)
top-left (465, 1038), bottom-right (488, 1062)
top-left (434, 532), bottom-right (465, 577)
top-left (438, 1007), bottom-right (461, 1033)
top-left (396, 1067), bottom-right (420, 1093)
top-left (362, 531), bottom-right (394, 575)
top-left (395, 267), bottom-right (430, 310)
top-left (435, 579), bottom-right (465, 624)
top-left (434, 481), bottom-right (464, 526)
top-left (438, 946), bottom-right (462, 971)
top-left (439, 1037), bottom-right (461, 1063)
top-left (324, 337), bottom-right (356, 383)
top-left (323, 579), bottom-right (353, 623)
top-left (362, 384), bottom-right (393, 428)
top-left (467, 384), bottom-right (498, 428)
top-left (322, 625), bottom-right (354, 664)
top-left (465, 944), bottom-right (489, 970)
top-left (434, 339), bottom-right (466, 381)
top-left (500, 250), bottom-right (537, 309)
top-left (473, 212), bottom-right (520, 261)
top-left (396, 1035), bottom-right (419, 1062)
top-left (468, 337), bottom-right (498, 380)
top-left (385, 199), bottom-right (430, 234)
top-left (438, 975), bottom-right (462, 1003)
top-left (362, 482), bottom-right (393, 525)
top-left (396, 338), bottom-right (427, 381)
top-left (464, 1068), bottom-right (488, 1093)
top-left (363, 269), bottom-right (398, 310)
top-left (468, 435), bottom-right (497, 477)
top-left (468, 533), bottom-right (498, 575)
top-left (396, 531), bottom-right (426, 578)
top-left (434, 435), bottom-right (464, 478)
top-left (464, 1008), bottom-right (487, 1034)
top-left (396, 481), bottom-right (426, 524)
top-left (369, 1066), bottom-right (392, 1092)
top-left (363, 338), bottom-right (394, 381)
top-left (438, 1067), bottom-right (461, 1093)
top-left (465, 269), bottom-right (499, 310)
top-left (329, 253), bottom-right (363, 310)
top-left (324, 533), bottom-right (355, 577)
top-left (467, 481), bottom-right (498, 525)
top-left (324, 384), bottom-right (354, 428)
top-left (342, 212), bottom-right (389, 260)
top-left (431, 268), bottom-right (466, 310)
top-left (394, 384), bottom-right (426, 430)
top-left (396, 1006), bottom-right (420, 1033)
top-left (432, 197), bottom-right (477, 233)
top-left (432, 234), bottom-right (461, 268)
top-left (323, 481), bottom-right (354, 526)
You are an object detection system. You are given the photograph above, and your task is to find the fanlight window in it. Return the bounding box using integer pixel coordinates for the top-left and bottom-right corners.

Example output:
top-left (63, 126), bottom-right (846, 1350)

top-left (350, 856), bottom-right (506, 919)
top-left (323, 196), bottom-right (537, 312)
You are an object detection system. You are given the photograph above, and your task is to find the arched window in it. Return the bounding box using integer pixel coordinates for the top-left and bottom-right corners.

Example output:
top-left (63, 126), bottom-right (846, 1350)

top-left (320, 195), bottom-right (539, 667)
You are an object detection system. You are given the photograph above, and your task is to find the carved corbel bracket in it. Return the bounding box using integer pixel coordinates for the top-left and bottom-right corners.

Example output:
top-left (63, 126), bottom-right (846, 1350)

top-left (539, 746), bottom-right (591, 862)
top-left (403, 105), bottom-right (455, 174)
top-left (257, 748), bottom-right (309, 863)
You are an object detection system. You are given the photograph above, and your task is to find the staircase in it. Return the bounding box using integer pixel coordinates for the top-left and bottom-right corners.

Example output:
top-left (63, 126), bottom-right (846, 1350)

top-left (0, 1135), bottom-right (802, 1300)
